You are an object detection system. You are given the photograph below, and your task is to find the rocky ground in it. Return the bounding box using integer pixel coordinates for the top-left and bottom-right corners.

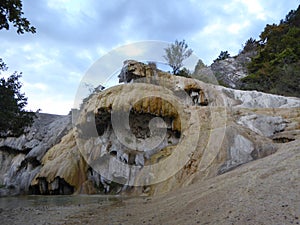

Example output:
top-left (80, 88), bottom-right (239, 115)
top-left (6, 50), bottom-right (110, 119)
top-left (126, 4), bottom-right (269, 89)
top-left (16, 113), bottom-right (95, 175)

top-left (1, 137), bottom-right (299, 225)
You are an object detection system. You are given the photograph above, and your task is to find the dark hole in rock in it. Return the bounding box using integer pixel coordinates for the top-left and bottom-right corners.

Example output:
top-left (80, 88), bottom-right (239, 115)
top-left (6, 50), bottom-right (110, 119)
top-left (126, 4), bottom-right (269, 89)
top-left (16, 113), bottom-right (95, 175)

top-left (0, 146), bottom-right (24, 155)
top-left (272, 137), bottom-right (295, 143)
top-left (18, 157), bottom-right (41, 173)
top-left (174, 130), bottom-right (181, 139)
top-left (95, 108), bottom-right (112, 136)
top-left (129, 110), bottom-right (180, 140)
top-left (88, 167), bottom-right (94, 176)
top-left (106, 181), bottom-right (123, 194)
top-left (110, 150), bottom-right (117, 156)
top-left (28, 184), bottom-right (39, 195)
top-left (27, 157), bottom-right (41, 168)
top-left (93, 106), bottom-right (181, 169)
top-left (29, 177), bottom-right (74, 195)
top-left (184, 88), bottom-right (208, 106)
top-left (128, 153), bottom-right (136, 165)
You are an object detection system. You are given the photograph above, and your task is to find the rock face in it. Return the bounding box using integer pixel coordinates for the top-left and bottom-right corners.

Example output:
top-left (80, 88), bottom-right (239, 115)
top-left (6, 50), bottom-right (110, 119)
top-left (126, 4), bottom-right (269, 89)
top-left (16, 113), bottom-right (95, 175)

top-left (0, 113), bottom-right (71, 196)
top-left (0, 60), bottom-right (300, 196)
top-left (237, 114), bottom-right (287, 137)
top-left (211, 51), bottom-right (256, 88)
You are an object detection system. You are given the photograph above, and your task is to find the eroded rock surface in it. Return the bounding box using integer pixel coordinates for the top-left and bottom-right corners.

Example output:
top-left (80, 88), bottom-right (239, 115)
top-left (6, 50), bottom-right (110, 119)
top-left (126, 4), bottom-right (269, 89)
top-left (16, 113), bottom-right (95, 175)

top-left (1, 60), bottom-right (300, 197)
top-left (211, 51), bottom-right (256, 88)
top-left (0, 113), bottom-right (71, 196)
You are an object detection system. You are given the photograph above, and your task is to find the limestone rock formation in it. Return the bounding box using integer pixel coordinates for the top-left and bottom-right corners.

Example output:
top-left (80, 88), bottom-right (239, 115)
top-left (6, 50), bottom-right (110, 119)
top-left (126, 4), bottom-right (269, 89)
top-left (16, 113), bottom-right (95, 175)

top-left (0, 113), bottom-right (71, 195)
top-left (211, 51), bottom-right (256, 88)
top-left (0, 60), bottom-right (299, 197)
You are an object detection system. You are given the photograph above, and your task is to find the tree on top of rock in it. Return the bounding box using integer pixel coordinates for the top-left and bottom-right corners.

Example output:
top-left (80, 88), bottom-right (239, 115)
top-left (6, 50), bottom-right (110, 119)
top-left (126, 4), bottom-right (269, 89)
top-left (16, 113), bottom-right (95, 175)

top-left (215, 51), bottom-right (230, 61)
top-left (163, 40), bottom-right (193, 75)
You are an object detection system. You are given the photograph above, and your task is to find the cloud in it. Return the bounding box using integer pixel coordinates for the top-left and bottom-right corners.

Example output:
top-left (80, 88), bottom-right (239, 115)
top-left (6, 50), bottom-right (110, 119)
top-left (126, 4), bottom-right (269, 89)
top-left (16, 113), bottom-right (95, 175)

top-left (23, 82), bottom-right (49, 92)
top-left (27, 94), bottom-right (74, 115)
top-left (1, 0), bottom-right (299, 114)
top-left (237, 0), bottom-right (266, 20)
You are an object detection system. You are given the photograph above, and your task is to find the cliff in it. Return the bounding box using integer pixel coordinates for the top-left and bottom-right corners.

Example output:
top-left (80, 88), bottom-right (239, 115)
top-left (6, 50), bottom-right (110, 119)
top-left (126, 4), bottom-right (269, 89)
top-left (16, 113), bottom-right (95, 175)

top-left (210, 50), bottom-right (256, 88)
top-left (0, 60), bottom-right (299, 196)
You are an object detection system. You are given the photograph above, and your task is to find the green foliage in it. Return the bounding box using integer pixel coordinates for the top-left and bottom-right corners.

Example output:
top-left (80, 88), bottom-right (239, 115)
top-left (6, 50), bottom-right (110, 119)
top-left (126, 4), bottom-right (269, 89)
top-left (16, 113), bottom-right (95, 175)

top-left (0, 0), bottom-right (36, 34)
top-left (193, 59), bottom-right (206, 72)
top-left (241, 5), bottom-right (300, 97)
top-left (175, 67), bottom-right (192, 78)
top-left (0, 1), bottom-right (36, 137)
top-left (0, 58), bottom-right (8, 71)
top-left (215, 51), bottom-right (230, 61)
top-left (242, 38), bottom-right (259, 53)
top-left (163, 39), bottom-right (193, 75)
top-left (0, 66), bottom-right (35, 137)
top-left (282, 6), bottom-right (300, 26)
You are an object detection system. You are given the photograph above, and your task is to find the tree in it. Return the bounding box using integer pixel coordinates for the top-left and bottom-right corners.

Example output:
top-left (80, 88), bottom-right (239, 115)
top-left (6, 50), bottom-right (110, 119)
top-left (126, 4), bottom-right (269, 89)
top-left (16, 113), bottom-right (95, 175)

top-left (215, 51), bottom-right (230, 61)
top-left (163, 40), bottom-right (193, 75)
top-left (193, 59), bottom-right (206, 73)
top-left (0, 62), bottom-right (35, 137)
top-left (0, 1), bottom-right (36, 137)
top-left (242, 38), bottom-right (258, 53)
top-left (0, 0), bottom-right (36, 34)
top-left (241, 5), bottom-right (300, 97)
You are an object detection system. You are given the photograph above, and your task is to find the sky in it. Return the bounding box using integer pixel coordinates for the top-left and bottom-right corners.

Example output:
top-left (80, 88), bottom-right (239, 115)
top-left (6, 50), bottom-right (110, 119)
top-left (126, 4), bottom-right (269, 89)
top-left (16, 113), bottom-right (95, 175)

top-left (0, 0), bottom-right (299, 115)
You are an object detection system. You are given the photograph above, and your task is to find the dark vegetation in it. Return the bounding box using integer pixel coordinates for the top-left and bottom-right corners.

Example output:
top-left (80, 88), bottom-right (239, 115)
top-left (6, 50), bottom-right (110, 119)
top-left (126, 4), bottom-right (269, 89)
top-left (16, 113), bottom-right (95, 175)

top-left (0, 64), bottom-right (35, 137)
top-left (0, 0), bottom-right (36, 34)
top-left (0, 0), bottom-right (35, 137)
top-left (240, 5), bottom-right (300, 97)
top-left (215, 51), bottom-right (230, 61)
